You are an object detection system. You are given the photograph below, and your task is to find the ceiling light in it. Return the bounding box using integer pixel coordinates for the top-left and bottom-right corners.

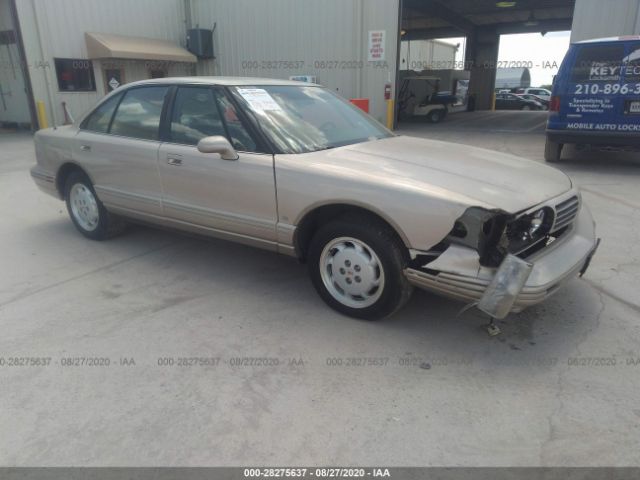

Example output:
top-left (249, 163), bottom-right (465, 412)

top-left (496, 1), bottom-right (517, 7)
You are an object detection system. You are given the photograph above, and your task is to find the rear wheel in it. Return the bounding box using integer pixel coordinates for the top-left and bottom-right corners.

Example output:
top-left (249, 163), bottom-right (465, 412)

top-left (427, 108), bottom-right (446, 123)
top-left (521, 104), bottom-right (531, 111)
top-left (64, 171), bottom-right (125, 240)
top-left (307, 215), bottom-right (413, 320)
top-left (544, 138), bottom-right (564, 162)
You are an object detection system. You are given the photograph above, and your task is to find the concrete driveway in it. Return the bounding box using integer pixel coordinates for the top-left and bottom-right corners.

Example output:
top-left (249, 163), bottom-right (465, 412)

top-left (1, 114), bottom-right (639, 466)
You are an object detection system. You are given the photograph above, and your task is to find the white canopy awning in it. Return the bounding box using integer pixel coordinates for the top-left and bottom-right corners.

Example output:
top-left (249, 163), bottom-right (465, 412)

top-left (85, 32), bottom-right (197, 63)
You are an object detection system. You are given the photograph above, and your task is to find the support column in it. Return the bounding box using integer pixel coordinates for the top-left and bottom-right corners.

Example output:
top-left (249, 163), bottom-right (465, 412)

top-left (465, 29), bottom-right (499, 111)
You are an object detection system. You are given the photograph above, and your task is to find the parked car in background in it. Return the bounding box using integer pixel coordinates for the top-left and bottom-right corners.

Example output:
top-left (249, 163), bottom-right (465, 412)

top-left (31, 77), bottom-right (598, 321)
top-left (495, 93), bottom-right (544, 110)
top-left (517, 93), bottom-right (550, 109)
top-left (545, 36), bottom-right (640, 162)
top-left (516, 87), bottom-right (552, 101)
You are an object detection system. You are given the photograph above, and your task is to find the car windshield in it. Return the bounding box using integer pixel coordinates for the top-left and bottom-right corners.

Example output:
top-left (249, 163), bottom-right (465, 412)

top-left (230, 85), bottom-right (393, 154)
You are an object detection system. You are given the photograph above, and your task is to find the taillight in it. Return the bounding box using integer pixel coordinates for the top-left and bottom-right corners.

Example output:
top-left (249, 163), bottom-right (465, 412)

top-left (549, 96), bottom-right (560, 112)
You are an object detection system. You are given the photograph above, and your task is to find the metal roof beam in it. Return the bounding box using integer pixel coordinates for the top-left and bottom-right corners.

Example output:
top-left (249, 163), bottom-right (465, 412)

top-left (404, 0), bottom-right (477, 36)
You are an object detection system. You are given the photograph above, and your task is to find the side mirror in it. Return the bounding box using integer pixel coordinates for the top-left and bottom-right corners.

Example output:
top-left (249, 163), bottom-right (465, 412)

top-left (197, 135), bottom-right (238, 160)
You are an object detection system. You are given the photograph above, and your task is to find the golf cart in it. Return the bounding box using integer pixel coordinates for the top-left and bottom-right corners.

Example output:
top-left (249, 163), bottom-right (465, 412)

top-left (397, 76), bottom-right (457, 123)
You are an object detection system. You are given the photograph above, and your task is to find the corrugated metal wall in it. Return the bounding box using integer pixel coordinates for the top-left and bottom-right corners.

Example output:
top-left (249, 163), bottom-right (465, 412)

top-left (191, 0), bottom-right (400, 123)
top-left (15, 0), bottom-right (400, 126)
top-left (571, 0), bottom-right (640, 42)
top-left (0, 0), bottom-right (31, 125)
top-left (15, 0), bottom-right (190, 126)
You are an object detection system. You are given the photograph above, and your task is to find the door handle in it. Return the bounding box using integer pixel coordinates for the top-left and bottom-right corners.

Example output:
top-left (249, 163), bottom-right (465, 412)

top-left (167, 155), bottom-right (183, 166)
top-left (80, 145), bottom-right (91, 152)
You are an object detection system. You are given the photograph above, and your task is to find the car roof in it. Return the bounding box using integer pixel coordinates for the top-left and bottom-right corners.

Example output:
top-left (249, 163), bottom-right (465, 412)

top-left (123, 76), bottom-right (319, 88)
top-left (575, 35), bottom-right (640, 44)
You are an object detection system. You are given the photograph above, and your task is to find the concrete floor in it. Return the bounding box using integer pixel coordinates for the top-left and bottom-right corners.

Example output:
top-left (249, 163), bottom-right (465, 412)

top-left (1, 112), bottom-right (639, 466)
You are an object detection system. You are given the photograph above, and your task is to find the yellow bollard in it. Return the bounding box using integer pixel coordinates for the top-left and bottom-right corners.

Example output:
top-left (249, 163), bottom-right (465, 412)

top-left (36, 101), bottom-right (49, 129)
top-left (386, 99), bottom-right (394, 130)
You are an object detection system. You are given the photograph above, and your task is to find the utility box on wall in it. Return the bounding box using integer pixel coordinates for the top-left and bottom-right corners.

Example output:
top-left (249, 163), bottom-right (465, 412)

top-left (187, 28), bottom-right (214, 59)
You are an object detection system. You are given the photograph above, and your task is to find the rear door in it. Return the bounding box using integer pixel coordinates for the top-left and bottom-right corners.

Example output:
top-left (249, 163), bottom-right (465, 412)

top-left (622, 42), bottom-right (640, 126)
top-left (75, 85), bottom-right (169, 216)
top-left (157, 85), bottom-right (278, 246)
top-left (561, 41), bottom-right (640, 133)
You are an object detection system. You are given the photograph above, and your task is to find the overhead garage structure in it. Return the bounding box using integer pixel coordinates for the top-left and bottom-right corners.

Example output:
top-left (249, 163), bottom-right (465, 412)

top-left (401, 0), bottom-right (575, 110)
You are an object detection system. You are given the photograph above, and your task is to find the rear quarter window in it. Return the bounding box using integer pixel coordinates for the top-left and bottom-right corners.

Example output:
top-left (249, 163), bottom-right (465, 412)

top-left (570, 44), bottom-right (626, 83)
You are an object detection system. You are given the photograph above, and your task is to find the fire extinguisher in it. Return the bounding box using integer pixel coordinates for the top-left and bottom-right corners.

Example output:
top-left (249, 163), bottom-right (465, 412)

top-left (384, 83), bottom-right (392, 100)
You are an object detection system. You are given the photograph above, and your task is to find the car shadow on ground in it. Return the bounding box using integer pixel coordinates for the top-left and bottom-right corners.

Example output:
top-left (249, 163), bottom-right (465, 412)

top-left (559, 145), bottom-right (640, 168)
top-left (19, 216), bottom-right (604, 371)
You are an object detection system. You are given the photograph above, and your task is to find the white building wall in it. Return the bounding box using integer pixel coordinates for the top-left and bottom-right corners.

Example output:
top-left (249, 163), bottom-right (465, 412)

top-left (0, 0), bottom-right (31, 125)
top-left (190, 0), bottom-right (400, 123)
top-left (399, 39), bottom-right (457, 71)
top-left (571, 0), bottom-right (640, 42)
top-left (14, 0), bottom-right (192, 126)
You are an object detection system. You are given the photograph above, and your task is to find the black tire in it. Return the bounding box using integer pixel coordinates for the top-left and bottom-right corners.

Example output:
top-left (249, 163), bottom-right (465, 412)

top-left (544, 138), bottom-right (563, 162)
top-left (307, 214), bottom-right (413, 320)
top-left (521, 104), bottom-right (532, 111)
top-left (428, 108), bottom-right (445, 123)
top-left (64, 171), bottom-right (125, 240)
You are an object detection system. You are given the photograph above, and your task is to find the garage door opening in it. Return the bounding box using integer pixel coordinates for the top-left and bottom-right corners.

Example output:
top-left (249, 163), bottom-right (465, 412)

top-left (396, 0), bottom-right (575, 126)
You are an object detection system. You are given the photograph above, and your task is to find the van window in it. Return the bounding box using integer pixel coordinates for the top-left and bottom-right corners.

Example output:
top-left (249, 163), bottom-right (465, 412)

top-left (571, 44), bottom-right (625, 83)
top-left (624, 45), bottom-right (640, 82)
top-left (110, 86), bottom-right (169, 141)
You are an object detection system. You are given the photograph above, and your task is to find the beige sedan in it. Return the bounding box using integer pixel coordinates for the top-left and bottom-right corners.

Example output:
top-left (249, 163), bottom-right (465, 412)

top-left (31, 77), bottom-right (599, 320)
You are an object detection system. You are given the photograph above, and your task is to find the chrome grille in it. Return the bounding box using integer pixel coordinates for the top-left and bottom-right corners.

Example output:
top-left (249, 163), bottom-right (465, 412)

top-left (553, 195), bottom-right (580, 231)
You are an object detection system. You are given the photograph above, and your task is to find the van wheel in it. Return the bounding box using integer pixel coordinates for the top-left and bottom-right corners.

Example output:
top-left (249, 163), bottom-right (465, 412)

top-left (544, 138), bottom-right (563, 162)
top-left (307, 215), bottom-right (413, 320)
top-left (428, 109), bottom-right (445, 123)
top-left (64, 171), bottom-right (125, 240)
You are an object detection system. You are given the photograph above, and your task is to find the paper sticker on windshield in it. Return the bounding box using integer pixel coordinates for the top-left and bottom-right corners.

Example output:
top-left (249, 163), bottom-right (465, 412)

top-left (237, 88), bottom-right (283, 112)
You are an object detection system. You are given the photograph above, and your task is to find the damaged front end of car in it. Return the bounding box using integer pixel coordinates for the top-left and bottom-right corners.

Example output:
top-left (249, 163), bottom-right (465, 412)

top-left (404, 193), bottom-right (599, 319)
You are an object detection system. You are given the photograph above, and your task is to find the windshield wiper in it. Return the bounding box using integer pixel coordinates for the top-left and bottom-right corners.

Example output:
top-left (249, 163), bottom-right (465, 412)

top-left (311, 145), bottom-right (336, 152)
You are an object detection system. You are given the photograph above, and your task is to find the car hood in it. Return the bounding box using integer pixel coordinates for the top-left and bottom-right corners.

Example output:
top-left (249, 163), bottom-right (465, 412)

top-left (330, 136), bottom-right (572, 213)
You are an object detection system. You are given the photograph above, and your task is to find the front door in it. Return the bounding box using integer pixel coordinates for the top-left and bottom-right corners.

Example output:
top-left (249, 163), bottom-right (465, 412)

top-left (157, 85), bottom-right (278, 246)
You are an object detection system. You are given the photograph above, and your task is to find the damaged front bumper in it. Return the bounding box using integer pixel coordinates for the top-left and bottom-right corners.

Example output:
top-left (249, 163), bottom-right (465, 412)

top-left (404, 204), bottom-right (599, 316)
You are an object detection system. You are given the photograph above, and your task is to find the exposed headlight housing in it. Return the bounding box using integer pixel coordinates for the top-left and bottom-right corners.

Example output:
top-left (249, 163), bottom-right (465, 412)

top-left (506, 207), bottom-right (555, 254)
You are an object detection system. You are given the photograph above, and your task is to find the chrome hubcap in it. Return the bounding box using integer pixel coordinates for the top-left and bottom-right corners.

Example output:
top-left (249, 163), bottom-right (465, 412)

top-left (70, 183), bottom-right (99, 231)
top-left (319, 237), bottom-right (385, 309)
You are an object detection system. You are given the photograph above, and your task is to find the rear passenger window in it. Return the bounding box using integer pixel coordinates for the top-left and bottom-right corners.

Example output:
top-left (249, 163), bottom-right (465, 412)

top-left (82, 93), bottom-right (122, 133)
top-left (170, 87), bottom-right (226, 145)
top-left (110, 86), bottom-right (169, 141)
top-left (571, 45), bottom-right (625, 83)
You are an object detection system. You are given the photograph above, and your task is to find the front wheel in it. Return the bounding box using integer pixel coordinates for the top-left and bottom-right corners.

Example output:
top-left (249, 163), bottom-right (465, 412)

top-left (428, 108), bottom-right (446, 123)
top-left (307, 215), bottom-right (413, 320)
top-left (521, 105), bottom-right (531, 111)
top-left (64, 171), bottom-right (125, 240)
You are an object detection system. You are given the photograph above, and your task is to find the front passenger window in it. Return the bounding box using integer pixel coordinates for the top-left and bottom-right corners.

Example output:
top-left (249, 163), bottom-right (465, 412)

top-left (170, 87), bottom-right (226, 145)
top-left (110, 86), bottom-right (169, 141)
